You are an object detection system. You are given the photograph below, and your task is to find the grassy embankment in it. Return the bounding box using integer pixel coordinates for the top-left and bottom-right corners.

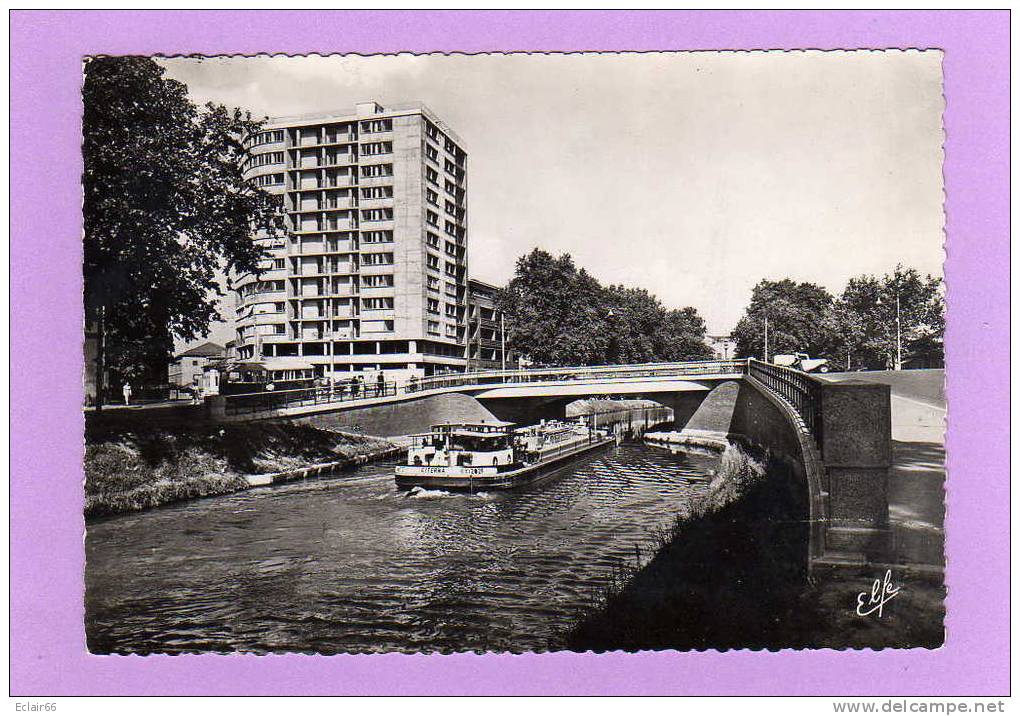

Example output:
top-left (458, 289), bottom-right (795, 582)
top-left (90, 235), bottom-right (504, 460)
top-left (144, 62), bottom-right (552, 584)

top-left (566, 442), bottom-right (944, 651)
top-left (85, 421), bottom-right (396, 519)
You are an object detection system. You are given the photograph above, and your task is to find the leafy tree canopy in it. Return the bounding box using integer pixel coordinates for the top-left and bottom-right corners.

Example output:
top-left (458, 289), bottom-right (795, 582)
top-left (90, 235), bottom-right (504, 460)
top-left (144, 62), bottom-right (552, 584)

top-left (497, 249), bottom-right (712, 366)
top-left (83, 56), bottom-right (281, 384)
top-left (829, 265), bottom-right (944, 369)
top-left (731, 279), bottom-right (836, 359)
top-left (731, 267), bottom-right (944, 370)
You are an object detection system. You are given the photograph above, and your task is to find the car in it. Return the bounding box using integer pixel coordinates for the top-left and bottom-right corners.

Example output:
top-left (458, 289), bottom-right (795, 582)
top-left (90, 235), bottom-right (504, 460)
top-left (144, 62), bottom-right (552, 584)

top-left (773, 352), bottom-right (830, 373)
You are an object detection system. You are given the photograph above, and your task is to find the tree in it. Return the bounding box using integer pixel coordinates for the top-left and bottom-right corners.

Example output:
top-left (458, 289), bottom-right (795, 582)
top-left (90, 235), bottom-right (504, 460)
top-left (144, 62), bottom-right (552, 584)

top-left (731, 279), bottom-right (837, 360)
top-left (660, 307), bottom-right (715, 362)
top-left (497, 250), bottom-right (610, 366)
top-left (83, 56), bottom-right (281, 398)
top-left (497, 248), bottom-right (711, 366)
top-left (834, 266), bottom-right (944, 369)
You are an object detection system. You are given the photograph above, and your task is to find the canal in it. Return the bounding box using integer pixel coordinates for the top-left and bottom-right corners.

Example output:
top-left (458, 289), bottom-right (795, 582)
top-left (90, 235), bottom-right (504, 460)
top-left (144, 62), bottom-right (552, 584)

top-left (85, 443), bottom-right (719, 654)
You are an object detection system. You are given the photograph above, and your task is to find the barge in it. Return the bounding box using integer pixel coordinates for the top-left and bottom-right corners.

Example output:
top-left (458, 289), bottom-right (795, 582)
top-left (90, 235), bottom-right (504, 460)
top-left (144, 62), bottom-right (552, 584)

top-left (395, 419), bottom-right (616, 491)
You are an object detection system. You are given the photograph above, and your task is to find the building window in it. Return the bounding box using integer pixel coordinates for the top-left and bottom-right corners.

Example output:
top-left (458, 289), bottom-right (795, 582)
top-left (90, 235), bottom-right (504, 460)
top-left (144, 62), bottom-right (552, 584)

top-left (426, 167), bottom-right (439, 184)
top-left (427, 320), bottom-right (440, 335)
top-left (362, 252), bottom-right (394, 266)
top-left (362, 230), bottom-right (393, 243)
top-left (248, 129), bottom-right (285, 147)
top-left (424, 143), bottom-right (439, 162)
top-left (361, 208), bottom-right (393, 222)
top-left (361, 119), bottom-right (392, 133)
top-left (445, 262), bottom-right (458, 277)
top-left (425, 210), bottom-right (439, 227)
top-left (361, 164), bottom-right (393, 177)
top-left (427, 276), bottom-right (440, 292)
top-left (445, 304), bottom-right (458, 318)
top-left (252, 173), bottom-right (285, 187)
top-left (427, 298), bottom-right (440, 314)
top-left (248, 151), bottom-right (285, 169)
top-left (363, 297), bottom-right (395, 311)
top-left (445, 241), bottom-right (458, 257)
top-left (426, 188), bottom-right (439, 206)
top-left (426, 254), bottom-right (440, 270)
top-left (363, 274), bottom-right (394, 288)
top-left (361, 186), bottom-right (393, 199)
top-left (362, 141), bottom-right (392, 156)
top-left (426, 232), bottom-right (440, 249)
top-left (425, 122), bottom-right (440, 141)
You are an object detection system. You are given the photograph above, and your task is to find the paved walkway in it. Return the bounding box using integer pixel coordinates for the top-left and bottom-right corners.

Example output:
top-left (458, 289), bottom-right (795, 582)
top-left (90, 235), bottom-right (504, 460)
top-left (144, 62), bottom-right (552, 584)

top-left (821, 370), bottom-right (945, 568)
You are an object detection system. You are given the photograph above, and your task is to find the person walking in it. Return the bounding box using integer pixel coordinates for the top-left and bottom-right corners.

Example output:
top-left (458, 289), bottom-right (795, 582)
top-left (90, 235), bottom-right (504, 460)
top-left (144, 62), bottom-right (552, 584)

top-left (122, 382), bottom-right (132, 406)
top-left (376, 372), bottom-right (385, 396)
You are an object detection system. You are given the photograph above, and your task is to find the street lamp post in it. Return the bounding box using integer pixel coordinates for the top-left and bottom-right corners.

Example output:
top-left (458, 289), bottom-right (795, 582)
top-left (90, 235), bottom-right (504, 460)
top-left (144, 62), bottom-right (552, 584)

top-left (764, 314), bottom-right (769, 363)
top-left (877, 291), bottom-right (903, 371)
top-left (895, 291), bottom-right (902, 371)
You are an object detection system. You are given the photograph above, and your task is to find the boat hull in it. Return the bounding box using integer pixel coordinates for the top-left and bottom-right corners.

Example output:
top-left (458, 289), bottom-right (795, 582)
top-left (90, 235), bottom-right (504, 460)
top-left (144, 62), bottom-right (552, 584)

top-left (395, 437), bottom-right (616, 491)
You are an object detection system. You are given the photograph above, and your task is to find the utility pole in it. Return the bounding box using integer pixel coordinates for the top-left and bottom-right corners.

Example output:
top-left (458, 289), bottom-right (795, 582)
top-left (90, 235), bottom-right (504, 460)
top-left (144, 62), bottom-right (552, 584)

top-left (895, 291), bottom-right (902, 371)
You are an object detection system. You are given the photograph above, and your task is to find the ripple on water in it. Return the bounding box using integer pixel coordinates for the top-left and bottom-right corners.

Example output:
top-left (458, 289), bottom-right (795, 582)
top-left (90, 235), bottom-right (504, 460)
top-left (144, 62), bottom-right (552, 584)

top-left (86, 444), bottom-right (717, 654)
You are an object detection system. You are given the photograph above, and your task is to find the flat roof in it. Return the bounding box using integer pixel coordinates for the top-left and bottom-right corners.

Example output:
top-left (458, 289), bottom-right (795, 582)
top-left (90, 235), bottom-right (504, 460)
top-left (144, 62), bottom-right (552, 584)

top-left (262, 101), bottom-right (466, 149)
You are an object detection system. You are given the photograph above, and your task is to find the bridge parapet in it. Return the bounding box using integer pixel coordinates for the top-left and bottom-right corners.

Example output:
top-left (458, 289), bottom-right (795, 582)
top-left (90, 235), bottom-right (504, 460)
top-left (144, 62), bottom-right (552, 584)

top-left (214, 359), bottom-right (748, 418)
top-left (744, 359), bottom-right (892, 567)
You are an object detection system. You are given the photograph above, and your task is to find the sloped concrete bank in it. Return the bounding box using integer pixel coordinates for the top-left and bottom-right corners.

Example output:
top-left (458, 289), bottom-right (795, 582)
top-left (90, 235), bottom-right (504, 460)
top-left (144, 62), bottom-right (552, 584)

top-left (84, 421), bottom-right (399, 519)
top-left (566, 437), bottom-right (943, 650)
top-left (566, 377), bottom-right (943, 651)
top-left (566, 441), bottom-right (813, 651)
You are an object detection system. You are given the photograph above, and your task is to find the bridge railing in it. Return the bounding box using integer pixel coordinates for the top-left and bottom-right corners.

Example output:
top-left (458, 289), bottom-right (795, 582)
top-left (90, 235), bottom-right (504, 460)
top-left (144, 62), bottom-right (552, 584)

top-left (219, 359), bottom-right (748, 416)
top-left (407, 359), bottom-right (748, 394)
top-left (746, 358), bottom-right (824, 447)
top-left (222, 381), bottom-right (401, 416)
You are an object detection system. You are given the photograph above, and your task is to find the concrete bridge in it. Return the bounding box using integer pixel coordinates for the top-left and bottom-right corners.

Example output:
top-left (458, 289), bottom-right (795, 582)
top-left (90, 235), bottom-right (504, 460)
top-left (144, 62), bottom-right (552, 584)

top-left (208, 358), bottom-right (893, 572)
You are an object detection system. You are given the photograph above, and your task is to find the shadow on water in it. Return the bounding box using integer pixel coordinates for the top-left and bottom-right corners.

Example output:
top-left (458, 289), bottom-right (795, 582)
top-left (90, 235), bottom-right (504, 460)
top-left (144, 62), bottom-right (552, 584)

top-left (567, 451), bottom-right (812, 652)
top-left (86, 444), bottom-right (722, 655)
top-left (567, 446), bottom-right (945, 651)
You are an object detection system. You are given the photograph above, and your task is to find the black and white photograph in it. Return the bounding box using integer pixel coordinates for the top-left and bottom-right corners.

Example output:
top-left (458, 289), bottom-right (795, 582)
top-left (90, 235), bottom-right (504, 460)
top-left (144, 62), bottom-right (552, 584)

top-left (83, 51), bottom-right (946, 655)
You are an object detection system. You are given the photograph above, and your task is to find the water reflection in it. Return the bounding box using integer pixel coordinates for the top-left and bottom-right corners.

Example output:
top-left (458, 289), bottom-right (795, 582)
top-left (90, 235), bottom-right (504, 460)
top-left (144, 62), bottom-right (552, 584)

top-left (86, 443), bottom-right (717, 654)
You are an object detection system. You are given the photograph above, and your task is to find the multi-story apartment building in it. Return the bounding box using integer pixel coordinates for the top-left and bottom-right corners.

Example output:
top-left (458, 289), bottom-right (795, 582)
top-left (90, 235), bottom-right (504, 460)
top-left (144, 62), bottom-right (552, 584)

top-left (235, 101), bottom-right (469, 382)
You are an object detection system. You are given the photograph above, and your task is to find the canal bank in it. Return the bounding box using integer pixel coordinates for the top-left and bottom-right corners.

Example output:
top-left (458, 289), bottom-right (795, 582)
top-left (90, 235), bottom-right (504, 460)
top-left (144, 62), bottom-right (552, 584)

top-left (85, 420), bottom-right (398, 519)
top-left (566, 441), bottom-right (943, 651)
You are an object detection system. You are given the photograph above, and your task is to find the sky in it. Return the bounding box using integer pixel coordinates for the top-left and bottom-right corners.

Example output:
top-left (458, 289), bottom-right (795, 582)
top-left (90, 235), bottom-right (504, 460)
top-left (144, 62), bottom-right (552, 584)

top-left (159, 51), bottom-right (944, 346)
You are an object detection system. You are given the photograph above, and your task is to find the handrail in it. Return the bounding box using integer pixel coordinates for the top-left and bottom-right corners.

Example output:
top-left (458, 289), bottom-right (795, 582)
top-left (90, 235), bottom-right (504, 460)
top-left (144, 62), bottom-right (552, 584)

top-left (219, 359), bottom-right (748, 417)
top-left (218, 358), bottom-right (825, 445)
top-left (746, 358), bottom-right (824, 447)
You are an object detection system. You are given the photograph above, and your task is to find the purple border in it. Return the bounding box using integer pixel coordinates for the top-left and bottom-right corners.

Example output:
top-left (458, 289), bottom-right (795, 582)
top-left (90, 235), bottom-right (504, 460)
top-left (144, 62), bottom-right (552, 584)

top-left (10, 10), bottom-right (1009, 696)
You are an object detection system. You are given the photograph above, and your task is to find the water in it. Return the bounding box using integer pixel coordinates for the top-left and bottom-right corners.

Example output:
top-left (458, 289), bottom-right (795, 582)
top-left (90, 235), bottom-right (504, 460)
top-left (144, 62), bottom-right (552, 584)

top-left (85, 443), bottom-right (719, 654)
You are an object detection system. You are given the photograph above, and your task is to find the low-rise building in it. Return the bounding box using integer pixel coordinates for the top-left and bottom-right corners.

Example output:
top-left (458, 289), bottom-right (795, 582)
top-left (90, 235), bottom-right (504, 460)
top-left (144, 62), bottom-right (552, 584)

top-left (466, 279), bottom-right (512, 371)
top-left (706, 334), bottom-right (736, 361)
top-left (168, 342), bottom-right (225, 392)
